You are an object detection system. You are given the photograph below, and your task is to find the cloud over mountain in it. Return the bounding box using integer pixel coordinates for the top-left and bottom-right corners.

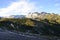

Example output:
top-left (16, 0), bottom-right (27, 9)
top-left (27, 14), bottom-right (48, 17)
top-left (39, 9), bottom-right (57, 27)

top-left (0, 0), bottom-right (37, 17)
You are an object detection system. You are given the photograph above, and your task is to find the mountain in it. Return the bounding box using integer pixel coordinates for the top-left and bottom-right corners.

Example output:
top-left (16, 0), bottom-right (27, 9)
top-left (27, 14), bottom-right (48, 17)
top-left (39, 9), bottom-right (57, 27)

top-left (26, 12), bottom-right (50, 19)
top-left (9, 15), bottom-right (26, 18)
top-left (0, 16), bottom-right (3, 19)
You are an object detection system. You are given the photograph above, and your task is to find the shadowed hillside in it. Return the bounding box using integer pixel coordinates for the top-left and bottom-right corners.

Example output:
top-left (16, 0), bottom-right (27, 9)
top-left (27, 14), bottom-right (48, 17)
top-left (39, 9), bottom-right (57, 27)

top-left (0, 12), bottom-right (60, 37)
top-left (0, 18), bottom-right (60, 37)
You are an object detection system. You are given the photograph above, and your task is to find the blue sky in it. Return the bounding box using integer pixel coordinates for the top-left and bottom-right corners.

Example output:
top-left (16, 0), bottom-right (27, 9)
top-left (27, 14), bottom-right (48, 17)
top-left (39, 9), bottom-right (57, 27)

top-left (0, 0), bottom-right (60, 16)
top-left (0, 0), bottom-right (17, 8)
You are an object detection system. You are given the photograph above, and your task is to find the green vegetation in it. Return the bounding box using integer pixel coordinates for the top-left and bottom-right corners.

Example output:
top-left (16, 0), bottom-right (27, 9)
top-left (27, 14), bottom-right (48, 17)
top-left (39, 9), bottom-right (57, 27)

top-left (0, 12), bottom-right (60, 37)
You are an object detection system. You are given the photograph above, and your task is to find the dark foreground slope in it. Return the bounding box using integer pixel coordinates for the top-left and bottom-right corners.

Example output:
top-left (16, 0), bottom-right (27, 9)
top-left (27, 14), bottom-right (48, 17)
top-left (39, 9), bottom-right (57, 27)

top-left (0, 30), bottom-right (60, 40)
top-left (0, 32), bottom-right (41, 40)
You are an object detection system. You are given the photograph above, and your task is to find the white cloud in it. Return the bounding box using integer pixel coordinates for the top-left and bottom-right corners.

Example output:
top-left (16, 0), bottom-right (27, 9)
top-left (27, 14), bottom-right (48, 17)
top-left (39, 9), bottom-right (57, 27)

top-left (0, 0), bottom-right (39, 17)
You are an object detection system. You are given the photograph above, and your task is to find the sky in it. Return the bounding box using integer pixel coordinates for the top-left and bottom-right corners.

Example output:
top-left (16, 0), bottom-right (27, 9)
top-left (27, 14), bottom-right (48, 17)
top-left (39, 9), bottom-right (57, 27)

top-left (0, 0), bottom-right (60, 17)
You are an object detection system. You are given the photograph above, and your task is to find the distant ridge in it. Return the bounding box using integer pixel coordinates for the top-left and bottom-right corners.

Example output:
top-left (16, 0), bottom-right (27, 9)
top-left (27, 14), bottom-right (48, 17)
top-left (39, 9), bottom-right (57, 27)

top-left (8, 15), bottom-right (26, 18)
